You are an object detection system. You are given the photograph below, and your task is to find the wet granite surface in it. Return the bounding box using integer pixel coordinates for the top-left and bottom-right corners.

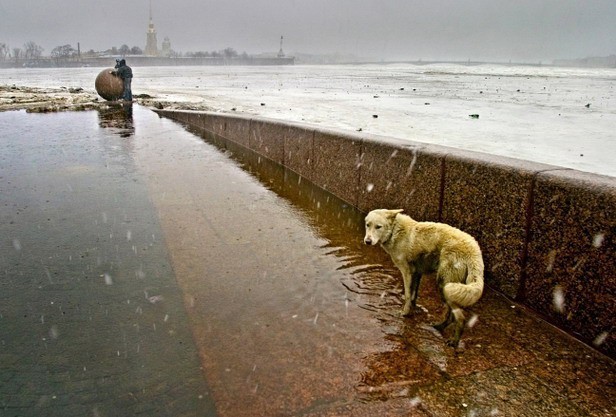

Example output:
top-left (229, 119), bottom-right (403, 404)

top-left (311, 128), bottom-right (363, 207)
top-left (282, 124), bottom-right (315, 182)
top-left (358, 137), bottom-right (443, 222)
top-left (524, 169), bottom-right (616, 357)
top-left (249, 118), bottom-right (286, 164)
top-left (223, 114), bottom-right (252, 148)
top-left (440, 151), bottom-right (557, 299)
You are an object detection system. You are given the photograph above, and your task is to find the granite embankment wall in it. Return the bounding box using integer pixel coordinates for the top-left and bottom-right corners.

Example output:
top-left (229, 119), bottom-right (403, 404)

top-left (154, 109), bottom-right (615, 358)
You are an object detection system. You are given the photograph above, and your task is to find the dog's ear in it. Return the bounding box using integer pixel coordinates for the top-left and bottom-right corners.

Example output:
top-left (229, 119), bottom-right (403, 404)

top-left (387, 209), bottom-right (404, 218)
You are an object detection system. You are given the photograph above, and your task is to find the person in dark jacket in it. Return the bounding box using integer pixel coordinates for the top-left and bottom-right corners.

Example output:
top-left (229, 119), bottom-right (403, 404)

top-left (112, 59), bottom-right (133, 101)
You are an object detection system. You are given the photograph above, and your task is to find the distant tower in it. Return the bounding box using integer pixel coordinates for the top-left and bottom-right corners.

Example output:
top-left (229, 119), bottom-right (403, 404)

top-left (161, 36), bottom-right (171, 57)
top-left (144, 1), bottom-right (158, 56)
top-left (277, 36), bottom-right (285, 58)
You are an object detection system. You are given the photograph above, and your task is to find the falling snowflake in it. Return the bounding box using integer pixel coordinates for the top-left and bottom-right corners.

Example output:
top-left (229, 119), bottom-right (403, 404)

top-left (593, 331), bottom-right (608, 346)
top-left (546, 249), bottom-right (557, 272)
top-left (592, 233), bottom-right (605, 248)
top-left (49, 325), bottom-right (59, 339)
top-left (148, 295), bottom-right (164, 304)
top-left (552, 285), bottom-right (565, 313)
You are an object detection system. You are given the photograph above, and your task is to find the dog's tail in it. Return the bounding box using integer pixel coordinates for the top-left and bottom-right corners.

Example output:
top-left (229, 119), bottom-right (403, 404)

top-left (443, 256), bottom-right (484, 307)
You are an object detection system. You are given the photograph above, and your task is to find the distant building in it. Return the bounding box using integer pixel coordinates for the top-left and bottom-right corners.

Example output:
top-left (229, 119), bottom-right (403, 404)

top-left (277, 36), bottom-right (285, 58)
top-left (144, 1), bottom-right (158, 56)
top-left (161, 37), bottom-right (171, 57)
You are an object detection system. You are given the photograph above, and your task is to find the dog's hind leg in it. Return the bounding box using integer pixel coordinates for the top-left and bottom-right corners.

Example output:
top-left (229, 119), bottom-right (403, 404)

top-left (433, 270), bottom-right (454, 332)
top-left (433, 305), bottom-right (454, 333)
top-left (447, 308), bottom-right (466, 348)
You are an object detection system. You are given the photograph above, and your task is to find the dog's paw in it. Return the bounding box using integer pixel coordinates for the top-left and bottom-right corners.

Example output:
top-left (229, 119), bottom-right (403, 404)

top-left (399, 307), bottom-right (412, 317)
top-left (445, 339), bottom-right (460, 348)
top-left (432, 322), bottom-right (447, 333)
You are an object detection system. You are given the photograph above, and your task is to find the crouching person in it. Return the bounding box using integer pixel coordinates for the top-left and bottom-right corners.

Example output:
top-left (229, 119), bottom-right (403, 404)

top-left (112, 59), bottom-right (133, 101)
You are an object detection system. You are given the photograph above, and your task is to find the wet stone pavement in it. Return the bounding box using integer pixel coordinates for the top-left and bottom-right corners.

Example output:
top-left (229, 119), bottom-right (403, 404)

top-left (0, 107), bottom-right (215, 416)
top-left (1, 105), bottom-right (614, 416)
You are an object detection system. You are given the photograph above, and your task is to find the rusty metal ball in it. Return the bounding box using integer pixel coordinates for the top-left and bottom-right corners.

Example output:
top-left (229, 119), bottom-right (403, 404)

top-left (95, 68), bottom-right (124, 101)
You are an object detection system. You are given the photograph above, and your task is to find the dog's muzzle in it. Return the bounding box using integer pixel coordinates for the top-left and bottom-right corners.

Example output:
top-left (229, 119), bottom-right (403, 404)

top-left (364, 237), bottom-right (374, 245)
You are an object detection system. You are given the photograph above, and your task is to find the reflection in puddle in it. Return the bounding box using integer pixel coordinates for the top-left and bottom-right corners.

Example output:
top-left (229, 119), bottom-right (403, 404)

top-left (97, 104), bottom-right (134, 137)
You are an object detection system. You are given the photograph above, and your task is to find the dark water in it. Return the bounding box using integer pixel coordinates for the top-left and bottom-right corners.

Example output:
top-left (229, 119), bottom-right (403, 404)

top-left (1, 106), bottom-right (613, 417)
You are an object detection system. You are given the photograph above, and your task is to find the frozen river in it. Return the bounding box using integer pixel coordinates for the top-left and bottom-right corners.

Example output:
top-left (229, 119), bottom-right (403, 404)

top-left (2, 63), bottom-right (615, 176)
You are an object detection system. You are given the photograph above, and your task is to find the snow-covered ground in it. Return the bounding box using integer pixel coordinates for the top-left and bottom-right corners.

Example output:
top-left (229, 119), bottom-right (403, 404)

top-left (2, 63), bottom-right (614, 176)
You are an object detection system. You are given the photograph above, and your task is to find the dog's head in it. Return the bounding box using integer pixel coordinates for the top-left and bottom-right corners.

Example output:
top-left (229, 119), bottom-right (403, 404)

top-left (364, 209), bottom-right (403, 246)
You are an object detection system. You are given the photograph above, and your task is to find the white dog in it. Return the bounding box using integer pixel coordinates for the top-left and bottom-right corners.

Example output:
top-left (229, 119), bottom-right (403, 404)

top-left (364, 209), bottom-right (484, 347)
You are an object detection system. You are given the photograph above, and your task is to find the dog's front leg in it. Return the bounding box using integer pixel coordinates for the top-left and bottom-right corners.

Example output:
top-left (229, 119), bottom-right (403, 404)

top-left (395, 261), bottom-right (413, 317)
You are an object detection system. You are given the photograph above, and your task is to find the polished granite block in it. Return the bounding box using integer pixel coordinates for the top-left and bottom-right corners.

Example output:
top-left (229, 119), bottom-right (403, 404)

top-left (249, 118), bottom-right (286, 164)
top-left (183, 110), bottom-right (200, 128)
top-left (201, 129), bottom-right (228, 150)
top-left (170, 110), bottom-right (185, 124)
top-left (221, 114), bottom-right (252, 148)
top-left (155, 109), bottom-right (191, 131)
top-left (440, 151), bottom-right (554, 298)
top-left (159, 109), bottom-right (185, 124)
top-left (194, 112), bottom-right (215, 133)
top-left (312, 128), bottom-right (363, 207)
top-left (181, 111), bottom-right (208, 133)
top-left (210, 115), bottom-right (226, 138)
top-left (177, 111), bottom-right (218, 139)
top-left (283, 124), bottom-right (315, 182)
top-left (358, 137), bottom-right (443, 222)
top-left (524, 169), bottom-right (616, 357)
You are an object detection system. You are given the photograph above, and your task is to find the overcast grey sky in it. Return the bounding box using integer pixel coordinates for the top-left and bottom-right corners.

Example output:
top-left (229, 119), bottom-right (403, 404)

top-left (1, 0), bottom-right (614, 62)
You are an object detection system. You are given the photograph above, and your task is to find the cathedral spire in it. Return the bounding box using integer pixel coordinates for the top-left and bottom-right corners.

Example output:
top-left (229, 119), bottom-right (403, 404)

top-left (145, 0), bottom-right (158, 56)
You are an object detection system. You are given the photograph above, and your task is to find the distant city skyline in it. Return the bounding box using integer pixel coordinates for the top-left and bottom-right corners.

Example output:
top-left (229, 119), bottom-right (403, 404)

top-left (1, 0), bottom-right (615, 62)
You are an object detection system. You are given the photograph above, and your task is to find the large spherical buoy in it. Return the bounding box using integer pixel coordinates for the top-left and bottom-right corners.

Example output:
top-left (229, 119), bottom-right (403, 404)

top-left (95, 68), bottom-right (124, 101)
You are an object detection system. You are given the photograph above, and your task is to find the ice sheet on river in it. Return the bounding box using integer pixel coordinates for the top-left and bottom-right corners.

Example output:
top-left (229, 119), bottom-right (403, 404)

top-left (2, 63), bottom-right (614, 177)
